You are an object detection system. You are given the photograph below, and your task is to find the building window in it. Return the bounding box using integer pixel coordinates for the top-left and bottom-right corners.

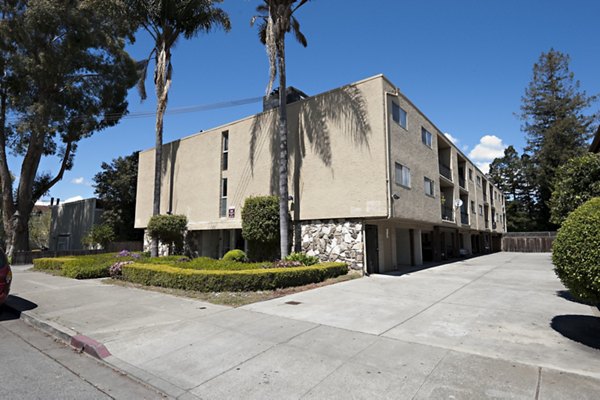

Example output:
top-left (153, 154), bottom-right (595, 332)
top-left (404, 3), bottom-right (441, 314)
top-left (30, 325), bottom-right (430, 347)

top-left (424, 177), bottom-right (435, 196)
top-left (392, 102), bottom-right (407, 129)
top-left (469, 168), bottom-right (473, 181)
top-left (421, 127), bottom-right (432, 147)
top-left (395, 163), bottom-right (411, 188)
top-left (219, 178), bottom-right (228, 217)
top-left (221, 131), bottom-right (229, 171)
top-left (479, 204), bottom-right (483, 216)
top-left (471, 200), bottom-right (475, 213)
top-left (476, 176), bottom-right (481, 187)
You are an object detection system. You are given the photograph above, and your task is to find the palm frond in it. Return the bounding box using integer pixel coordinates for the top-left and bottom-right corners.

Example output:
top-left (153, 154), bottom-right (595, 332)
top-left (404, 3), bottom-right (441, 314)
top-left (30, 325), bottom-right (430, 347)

top-left (290, 16), bottom-right (307, 47)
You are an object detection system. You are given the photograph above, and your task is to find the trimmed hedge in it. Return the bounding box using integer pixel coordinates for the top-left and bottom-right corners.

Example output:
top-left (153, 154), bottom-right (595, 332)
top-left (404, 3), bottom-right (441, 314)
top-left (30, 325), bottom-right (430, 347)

top-left (552, 197), bottom-right (600, 304)
top-left (122, 262), bottom-right (348, 292)
top-left (33, 253), bottom-right (138, 279)
top-left (222, 249), bottom-right (246, 262)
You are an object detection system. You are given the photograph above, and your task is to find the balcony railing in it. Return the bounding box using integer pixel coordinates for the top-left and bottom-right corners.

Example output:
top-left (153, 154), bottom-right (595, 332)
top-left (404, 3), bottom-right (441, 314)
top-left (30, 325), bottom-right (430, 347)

top-left (461, 211), bottom-right (469, 225)
top-left (459, 175), bottom-right (466, 189)
top-left (441, 205), bottom-right (453, 221)
top-left (439, 163), bottom-right (452, 181)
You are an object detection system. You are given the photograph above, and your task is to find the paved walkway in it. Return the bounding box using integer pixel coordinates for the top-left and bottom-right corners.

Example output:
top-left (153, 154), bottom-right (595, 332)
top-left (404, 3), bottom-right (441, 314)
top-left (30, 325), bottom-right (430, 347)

top-left (6, 253), bottom-right (600, 399)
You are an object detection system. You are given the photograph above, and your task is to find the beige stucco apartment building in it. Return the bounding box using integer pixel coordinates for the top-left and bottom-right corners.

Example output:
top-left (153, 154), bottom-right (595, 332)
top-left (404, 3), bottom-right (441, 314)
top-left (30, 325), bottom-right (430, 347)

top-left (135, 75), bottom-right (506, 273)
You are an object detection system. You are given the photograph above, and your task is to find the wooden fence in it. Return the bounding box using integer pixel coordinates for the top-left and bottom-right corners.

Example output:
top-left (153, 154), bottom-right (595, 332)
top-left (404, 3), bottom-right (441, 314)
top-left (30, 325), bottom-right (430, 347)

top-left (501, 232), bottom-right (556, 253)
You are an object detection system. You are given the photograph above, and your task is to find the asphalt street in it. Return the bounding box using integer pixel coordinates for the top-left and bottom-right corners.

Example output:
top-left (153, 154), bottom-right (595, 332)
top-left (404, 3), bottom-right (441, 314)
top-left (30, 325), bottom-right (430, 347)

top-left (0, 307), bottom-right (165, 400)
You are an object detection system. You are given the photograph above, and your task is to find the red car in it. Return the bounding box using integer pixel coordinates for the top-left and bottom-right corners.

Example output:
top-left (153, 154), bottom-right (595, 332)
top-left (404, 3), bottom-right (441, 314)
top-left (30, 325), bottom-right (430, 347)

top-left (0, 249), bottom-right (11, 306)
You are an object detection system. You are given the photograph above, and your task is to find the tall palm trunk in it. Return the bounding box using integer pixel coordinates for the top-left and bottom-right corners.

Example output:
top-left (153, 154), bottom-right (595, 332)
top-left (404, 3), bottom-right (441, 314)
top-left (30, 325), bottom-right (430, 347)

top-left (151, 40), bottom-right (172, 257)
top-left (277, 40), bottom-right (289, 258)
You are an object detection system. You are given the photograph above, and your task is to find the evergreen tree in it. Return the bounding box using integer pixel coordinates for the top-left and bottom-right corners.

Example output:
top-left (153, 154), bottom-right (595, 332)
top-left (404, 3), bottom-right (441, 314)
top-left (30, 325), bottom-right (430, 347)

top-left (0, 0), bottom-right (137, 257)
top-left (489, 146), bottom-right (538, 231)
top-left (93, 152), bottom-right (143, 241)
top-left (520, 49), bottom-right (598, 230)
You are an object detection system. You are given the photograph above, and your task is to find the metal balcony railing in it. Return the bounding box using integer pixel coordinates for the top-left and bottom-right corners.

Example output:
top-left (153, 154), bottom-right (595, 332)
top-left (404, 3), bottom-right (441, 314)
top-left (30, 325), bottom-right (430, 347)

top-left (441, 205), bottom-right (454, 221)
top-left (461, 212), bottom-right (469, 225)
top-left (439, 163), bottom-right (452, 181)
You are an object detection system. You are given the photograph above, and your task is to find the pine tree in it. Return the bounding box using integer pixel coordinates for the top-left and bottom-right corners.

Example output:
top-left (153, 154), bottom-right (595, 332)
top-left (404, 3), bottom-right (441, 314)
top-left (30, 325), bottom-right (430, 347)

top-left (520, 49), bottom-right (597, 230)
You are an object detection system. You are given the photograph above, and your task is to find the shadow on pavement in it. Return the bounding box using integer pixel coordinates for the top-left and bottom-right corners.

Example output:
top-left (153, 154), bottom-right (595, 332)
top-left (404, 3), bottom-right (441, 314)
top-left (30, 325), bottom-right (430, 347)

top-left (4, 295), bottom-right (38, 318)
top-left (555, 290), bottom-right (591, 305)
top-left (551, 315), bottom-right (600, 350)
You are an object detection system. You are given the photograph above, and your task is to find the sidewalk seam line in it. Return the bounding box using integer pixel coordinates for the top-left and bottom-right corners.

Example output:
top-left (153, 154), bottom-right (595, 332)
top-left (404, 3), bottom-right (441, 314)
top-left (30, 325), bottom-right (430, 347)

top-left (188, 324), bottom-right (322, 392)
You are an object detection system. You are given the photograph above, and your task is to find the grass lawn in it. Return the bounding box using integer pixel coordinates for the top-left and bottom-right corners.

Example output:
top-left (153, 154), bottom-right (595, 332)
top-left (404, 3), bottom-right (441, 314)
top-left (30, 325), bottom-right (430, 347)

top-left (103, 271), bottom-right (362, 307)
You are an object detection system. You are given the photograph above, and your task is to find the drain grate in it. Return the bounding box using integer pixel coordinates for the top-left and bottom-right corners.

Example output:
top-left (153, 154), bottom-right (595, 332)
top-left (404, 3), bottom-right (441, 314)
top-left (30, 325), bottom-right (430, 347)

top-left (285, 301), bottom-right (302, 305)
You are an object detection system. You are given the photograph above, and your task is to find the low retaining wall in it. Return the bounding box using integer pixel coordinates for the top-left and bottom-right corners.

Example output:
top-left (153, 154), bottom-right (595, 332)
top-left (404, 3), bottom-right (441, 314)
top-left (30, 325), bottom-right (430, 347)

top-left (501, 232), bottom-right (556, 253)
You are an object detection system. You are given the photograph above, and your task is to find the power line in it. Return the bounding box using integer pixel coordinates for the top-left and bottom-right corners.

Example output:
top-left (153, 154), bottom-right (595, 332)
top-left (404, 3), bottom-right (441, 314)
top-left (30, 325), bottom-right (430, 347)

top-left (6, 95), bottom-right (264, 123)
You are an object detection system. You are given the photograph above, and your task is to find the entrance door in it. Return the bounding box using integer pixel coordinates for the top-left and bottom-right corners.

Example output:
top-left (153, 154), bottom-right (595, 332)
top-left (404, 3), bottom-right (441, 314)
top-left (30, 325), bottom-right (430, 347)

top-left (365, 225), bottom-right (379, 274)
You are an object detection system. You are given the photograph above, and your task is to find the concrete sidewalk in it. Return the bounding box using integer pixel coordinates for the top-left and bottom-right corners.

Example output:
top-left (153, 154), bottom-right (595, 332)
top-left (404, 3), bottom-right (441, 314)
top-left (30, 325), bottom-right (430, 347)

top-left (6, 253), bottom-right (600, 399)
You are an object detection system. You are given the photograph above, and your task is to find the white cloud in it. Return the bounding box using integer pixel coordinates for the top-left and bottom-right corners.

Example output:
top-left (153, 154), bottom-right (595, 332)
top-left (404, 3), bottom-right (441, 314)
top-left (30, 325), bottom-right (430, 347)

top-left (35, 200), bottom-right (51, 206)
top-left (63, 195), bottom-right (84, 203)
top-left (71, 177), bottom-right (89, 185)
top-left (444, 132), bottom-right (459, 145)
top-left (468, 135), bottom-right (506, 174)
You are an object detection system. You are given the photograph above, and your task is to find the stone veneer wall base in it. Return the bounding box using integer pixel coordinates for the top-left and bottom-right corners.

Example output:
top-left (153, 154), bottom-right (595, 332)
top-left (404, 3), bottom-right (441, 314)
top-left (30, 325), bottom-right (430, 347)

top-left (299, 219), bottom-right (364, 271)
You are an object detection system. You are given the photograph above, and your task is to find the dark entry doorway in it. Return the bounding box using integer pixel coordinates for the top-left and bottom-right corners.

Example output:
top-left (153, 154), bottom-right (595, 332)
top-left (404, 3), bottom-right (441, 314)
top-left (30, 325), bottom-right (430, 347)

top-left (365, 225), bottom-right (379, 274)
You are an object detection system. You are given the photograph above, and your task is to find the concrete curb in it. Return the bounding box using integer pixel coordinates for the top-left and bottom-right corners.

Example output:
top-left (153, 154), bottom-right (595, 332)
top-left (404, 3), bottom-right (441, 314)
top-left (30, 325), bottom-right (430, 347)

top-left (4, 301), bottom-right (181, 399)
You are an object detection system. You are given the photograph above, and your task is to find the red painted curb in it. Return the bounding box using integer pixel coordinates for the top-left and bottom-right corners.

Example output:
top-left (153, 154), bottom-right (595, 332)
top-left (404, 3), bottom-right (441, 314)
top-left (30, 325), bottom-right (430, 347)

top-left (71, 335), bottom-right (111, 359)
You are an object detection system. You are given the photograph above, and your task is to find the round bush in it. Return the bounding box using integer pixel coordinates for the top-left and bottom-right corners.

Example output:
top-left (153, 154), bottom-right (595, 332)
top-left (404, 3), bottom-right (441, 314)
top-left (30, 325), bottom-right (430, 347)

top-left (552, 197), bottom-right (600, 304)
top-left (222, 249), bottom-right (247, 262)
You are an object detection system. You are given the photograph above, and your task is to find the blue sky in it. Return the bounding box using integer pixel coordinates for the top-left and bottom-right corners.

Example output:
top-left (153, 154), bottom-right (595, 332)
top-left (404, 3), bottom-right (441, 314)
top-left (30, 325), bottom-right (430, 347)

top-left (22, 0), bottom-right (600, 204)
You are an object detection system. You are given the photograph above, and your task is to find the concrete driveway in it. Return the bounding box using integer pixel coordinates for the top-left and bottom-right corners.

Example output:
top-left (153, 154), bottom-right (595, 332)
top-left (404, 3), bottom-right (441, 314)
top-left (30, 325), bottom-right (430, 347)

top-left (244, 252), bottom-right (600, 381)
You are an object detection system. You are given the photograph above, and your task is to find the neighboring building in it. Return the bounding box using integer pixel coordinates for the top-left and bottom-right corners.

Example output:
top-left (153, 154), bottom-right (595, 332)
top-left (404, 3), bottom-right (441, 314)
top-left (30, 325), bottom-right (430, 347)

top-left (135, 75), bottom-right (506, 273)
top-left (590, 126), bottom-right (600, 153)
top-left (49, 198), bottom-right (104, 251)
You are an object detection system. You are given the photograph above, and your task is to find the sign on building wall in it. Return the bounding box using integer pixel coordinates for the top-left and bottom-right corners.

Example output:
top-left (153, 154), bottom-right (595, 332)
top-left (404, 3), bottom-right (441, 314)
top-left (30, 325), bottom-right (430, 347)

top-left (228, 207), bottom-right (235, 218)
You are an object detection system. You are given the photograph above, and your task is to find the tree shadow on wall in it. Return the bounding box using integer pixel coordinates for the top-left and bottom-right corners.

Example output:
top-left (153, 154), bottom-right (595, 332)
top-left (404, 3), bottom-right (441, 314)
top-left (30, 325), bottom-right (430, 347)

top-left (161, 139), bottom-right (181, 214)
top-left (246, 84), bottom-right (372, 252)
top-left (551, 314), bottom-right (600, 350)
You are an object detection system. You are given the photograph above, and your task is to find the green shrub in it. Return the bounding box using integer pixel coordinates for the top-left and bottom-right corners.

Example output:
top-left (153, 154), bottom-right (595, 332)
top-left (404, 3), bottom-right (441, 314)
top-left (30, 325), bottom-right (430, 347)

top-left (147, 214), bottom-right (188, 254)
top-left (122, 262), bottom-right (348, 292)
top-left (222, 249), bottom-right (246, 262)
top-left (550, 153), bottom-right (600, 225)
top-left (33, 257), bottom-right (76, 271)
top-left (285, 252), bottom-right (319, 266)
top-left (82, 223), bottom-right (115, 249)
top-left (33, 253), bottom-right (139, 279)
top-left (242, 196), bottom-right (279, 261)
top-left (552, 197), bottom-right (600, 304)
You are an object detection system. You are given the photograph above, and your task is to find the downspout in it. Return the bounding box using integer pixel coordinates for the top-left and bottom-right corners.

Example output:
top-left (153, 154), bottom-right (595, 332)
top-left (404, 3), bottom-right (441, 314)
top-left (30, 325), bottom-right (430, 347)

top-left (383, 88), bottom-right (399, 220)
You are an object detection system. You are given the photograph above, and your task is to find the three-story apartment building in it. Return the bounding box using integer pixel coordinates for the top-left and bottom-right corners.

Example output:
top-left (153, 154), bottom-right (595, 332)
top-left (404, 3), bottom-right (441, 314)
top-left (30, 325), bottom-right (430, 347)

top-left (135, 75), bottom-right (506, 273)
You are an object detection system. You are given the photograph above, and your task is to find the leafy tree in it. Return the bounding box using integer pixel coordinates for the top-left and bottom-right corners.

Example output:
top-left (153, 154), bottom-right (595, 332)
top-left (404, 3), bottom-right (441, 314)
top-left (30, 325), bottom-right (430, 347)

top-left (29, 208), bottom-right (51, 250)
top-left (93, 151), bottom-right (142, 241)
top-left (520, 49), bottom-right (598, 230)
top-left (488, 146), bottom-right (538, 231)
top-left (82, 223), bottom-right (116, 250)
top-left (0, 0), bottom-right (137, 257)
top-left (252, 0), bottom-right (309, 258)
top-left (127, 0), bottom-right (230, 256)
top-left (147, 214), bottom-right (188, 255)
top-left (549, 153), bottom-right (600, 225)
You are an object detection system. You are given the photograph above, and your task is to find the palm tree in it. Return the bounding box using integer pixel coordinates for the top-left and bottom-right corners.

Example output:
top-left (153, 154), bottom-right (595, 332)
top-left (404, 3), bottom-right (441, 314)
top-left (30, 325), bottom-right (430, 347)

top-left (252, 0), bottom-right (308, 258)
top-left (130, 0), bottom-right (230, 256)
